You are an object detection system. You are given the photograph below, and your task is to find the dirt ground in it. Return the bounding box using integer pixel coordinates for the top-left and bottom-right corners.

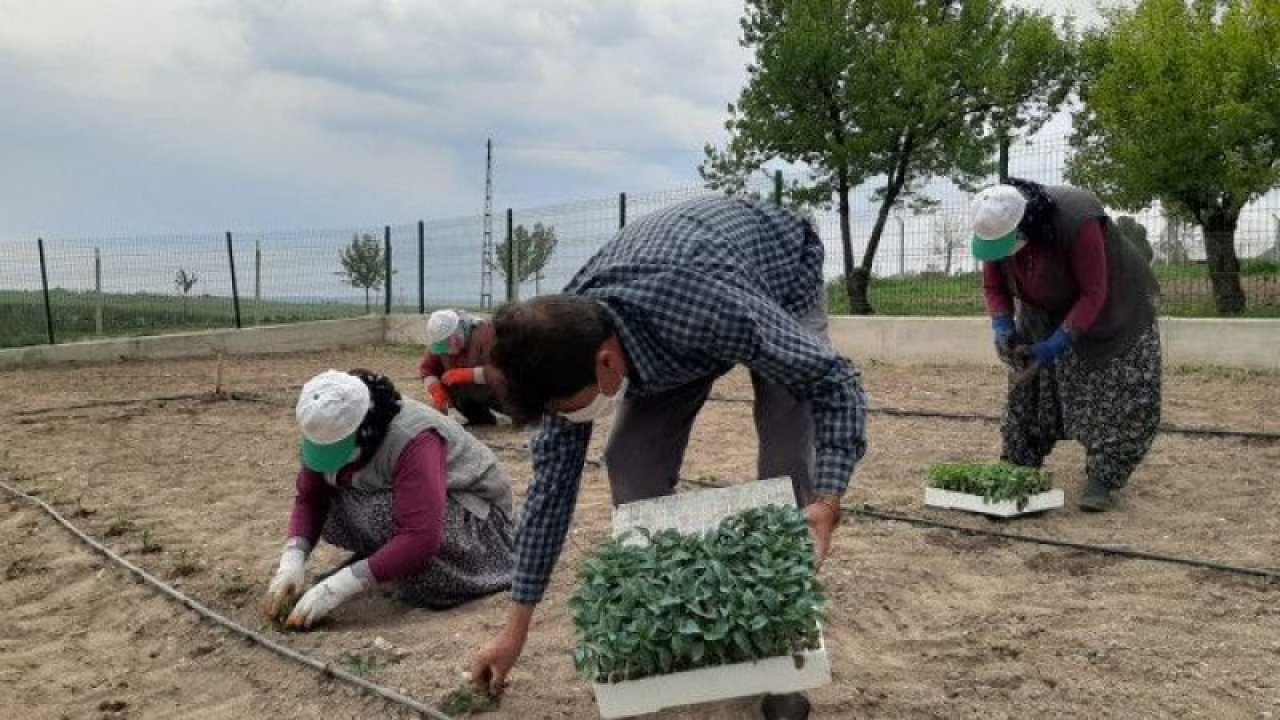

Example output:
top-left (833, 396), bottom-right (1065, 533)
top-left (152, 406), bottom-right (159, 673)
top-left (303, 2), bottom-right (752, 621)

top-left (1, 346), bottom-right (1278, 719)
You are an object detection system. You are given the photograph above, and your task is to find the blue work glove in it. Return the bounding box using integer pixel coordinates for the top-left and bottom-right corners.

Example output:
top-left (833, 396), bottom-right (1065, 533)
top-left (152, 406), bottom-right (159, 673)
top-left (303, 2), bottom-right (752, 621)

top-left (992, 315), bottom-right (1015, 352)
top-left (1031, 328), bottom-right (1072, 368)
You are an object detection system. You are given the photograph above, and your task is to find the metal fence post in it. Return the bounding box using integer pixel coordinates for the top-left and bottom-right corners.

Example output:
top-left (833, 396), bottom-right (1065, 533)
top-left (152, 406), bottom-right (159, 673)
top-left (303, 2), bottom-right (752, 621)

top-left (774, 170), bottom-right (783, 205)
top-left (94, 247), bottom-right (104, 336)
top-left (417, 220), bottom-right (425, 314)
top-left (37, 237), bottom-right (55, 344)
top-left (619, 192), bottom-right (627, 229)
top-left (506, 209), bottom-right (517, 302)
top-left (254, 239), bottom-right (261, 326)
top-left (895, 216), bottom-right (906, 276)
top-left (226, 232), bottom-right (242, 329)
top-left (384, 225), bottom-right (392, 314)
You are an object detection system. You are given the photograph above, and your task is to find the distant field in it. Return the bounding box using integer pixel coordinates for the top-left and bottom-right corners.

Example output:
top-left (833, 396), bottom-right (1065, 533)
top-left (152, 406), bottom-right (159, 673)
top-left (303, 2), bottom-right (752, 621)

top-left (2, 261), bottom-right (1276, 349)
top-left (0, 290), bottom-right (385, 348)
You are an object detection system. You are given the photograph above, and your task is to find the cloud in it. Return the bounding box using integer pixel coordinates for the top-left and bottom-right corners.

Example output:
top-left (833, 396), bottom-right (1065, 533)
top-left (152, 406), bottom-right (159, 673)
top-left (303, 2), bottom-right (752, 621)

top-left (0, 1), bottom-right (756, 238)
top-left (0, 0), bottom-right (1095, 241)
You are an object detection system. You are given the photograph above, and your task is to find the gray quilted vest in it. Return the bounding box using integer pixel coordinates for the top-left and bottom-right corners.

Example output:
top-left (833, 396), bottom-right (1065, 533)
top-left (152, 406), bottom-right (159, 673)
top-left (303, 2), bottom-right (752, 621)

top-left (332, 398), bottom-right (513, 520)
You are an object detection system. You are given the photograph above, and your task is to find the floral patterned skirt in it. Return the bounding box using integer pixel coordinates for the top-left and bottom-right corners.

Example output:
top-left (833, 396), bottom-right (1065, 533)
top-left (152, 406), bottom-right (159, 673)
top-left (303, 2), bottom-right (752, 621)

top-left (322, 491), bottom-right (513, 609)
top-left (1002, 321), bottom-right (1162, 490)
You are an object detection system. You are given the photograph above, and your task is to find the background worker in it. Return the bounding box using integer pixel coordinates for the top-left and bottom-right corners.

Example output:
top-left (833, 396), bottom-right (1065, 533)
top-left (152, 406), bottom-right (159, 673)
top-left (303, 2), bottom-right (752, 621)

top-left (468, 196), bottom-right (868, 719)
top-left (263, 368), bottom-right (515, 629)
top-left (972, 179), bottom-right (1162, 513)
top-left (419, 309), bottom-right (501, 426)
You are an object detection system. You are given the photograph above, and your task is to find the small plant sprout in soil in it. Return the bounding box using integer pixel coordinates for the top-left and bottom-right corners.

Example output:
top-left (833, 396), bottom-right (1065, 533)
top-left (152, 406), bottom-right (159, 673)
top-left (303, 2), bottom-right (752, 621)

top-left (570, 504), bottom-right (826, 684)
top-left (439, 686), bottom-right (501, 716)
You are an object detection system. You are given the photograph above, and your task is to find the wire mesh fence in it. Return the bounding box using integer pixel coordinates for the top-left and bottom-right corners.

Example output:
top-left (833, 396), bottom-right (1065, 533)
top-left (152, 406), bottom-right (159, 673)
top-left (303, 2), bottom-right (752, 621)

top-left (2, 140), bottom-right (1278, 349)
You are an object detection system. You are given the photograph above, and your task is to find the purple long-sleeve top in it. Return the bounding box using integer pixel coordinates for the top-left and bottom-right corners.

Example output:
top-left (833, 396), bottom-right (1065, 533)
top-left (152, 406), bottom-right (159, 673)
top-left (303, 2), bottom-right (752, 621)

top-left (287, 430), bottom-right (447, 583)
top-left (983, 218), bottom-right (1110, 335)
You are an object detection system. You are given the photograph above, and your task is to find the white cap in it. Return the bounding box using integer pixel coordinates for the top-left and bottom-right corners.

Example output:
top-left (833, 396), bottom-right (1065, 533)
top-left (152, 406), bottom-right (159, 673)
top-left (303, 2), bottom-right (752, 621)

top-left (425, 309), bottom-right (461, 346)
top-left (295, 370), bottom-right (371, 444)
top-left (970, 185), bottom-right (1027, 241)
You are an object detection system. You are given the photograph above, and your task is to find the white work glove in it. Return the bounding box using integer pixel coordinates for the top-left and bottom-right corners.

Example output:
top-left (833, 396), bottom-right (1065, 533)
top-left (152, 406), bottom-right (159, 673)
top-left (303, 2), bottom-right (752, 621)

top-left (264, 546), bottom-right (307, 619)
top-left (285, 566), bottom-right (369, 630)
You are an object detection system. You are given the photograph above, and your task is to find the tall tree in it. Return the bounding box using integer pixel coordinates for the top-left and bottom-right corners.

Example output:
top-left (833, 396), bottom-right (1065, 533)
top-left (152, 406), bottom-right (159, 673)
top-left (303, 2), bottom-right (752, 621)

top-left (1067, 0), bottom-right (1280, 314)
top-left (703, 0), bottom-right (1075, 314)
top-left (336, 232), bottom-right (387, 312)
top-left (495, 222), bottom-right (558, 286)
top-left (700, 0), bottom-right (859, 288)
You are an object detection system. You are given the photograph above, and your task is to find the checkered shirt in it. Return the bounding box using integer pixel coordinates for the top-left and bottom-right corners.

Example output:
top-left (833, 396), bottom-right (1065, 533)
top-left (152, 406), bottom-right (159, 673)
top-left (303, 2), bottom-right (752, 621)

top-left (511, 196), bottom-right (867, 604)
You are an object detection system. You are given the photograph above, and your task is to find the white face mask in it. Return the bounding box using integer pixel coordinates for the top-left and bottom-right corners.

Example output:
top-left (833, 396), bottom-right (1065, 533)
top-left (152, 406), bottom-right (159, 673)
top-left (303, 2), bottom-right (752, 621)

top-left (559, 377), bottom-right (629, 424)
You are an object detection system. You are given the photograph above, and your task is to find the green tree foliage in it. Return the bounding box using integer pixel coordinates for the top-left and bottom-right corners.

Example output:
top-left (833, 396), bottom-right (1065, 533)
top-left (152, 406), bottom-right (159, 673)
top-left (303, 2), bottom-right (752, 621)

top-left (1067, 0), bottom-right (1280, 314)
top-left (986, 11), bottom-right (1077, 181)
top-left (336, 232), bottom-right (386, 312)
top-left (1115, 216), bottom-right (1154, 263)
top-left (703, 0), bottom-right (1075, 314)
top-left (495, 222), bottom-right (558, 285)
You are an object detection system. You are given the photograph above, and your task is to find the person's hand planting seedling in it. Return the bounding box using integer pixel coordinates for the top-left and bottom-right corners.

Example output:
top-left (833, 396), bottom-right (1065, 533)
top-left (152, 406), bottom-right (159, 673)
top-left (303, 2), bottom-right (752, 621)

top-left (264, 544), bottom-right (306, 628)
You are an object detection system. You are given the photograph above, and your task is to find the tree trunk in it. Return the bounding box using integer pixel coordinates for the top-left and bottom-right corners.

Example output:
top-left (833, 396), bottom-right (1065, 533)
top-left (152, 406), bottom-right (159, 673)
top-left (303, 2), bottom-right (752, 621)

top-left (997, 132), bottom-right (1011, 183)
top-left (836, 168), bottom-right (856, 314)
top-left (847, 268), bottom-right (872, 315)
top-left (1202, 211), bottom-right (1245, 315)
top-left (852, 135), bottom-right (913, 315)
top-left (364, 288), bottom-right (371, 313)
top-left (853, 199), bottom-right (894, 315)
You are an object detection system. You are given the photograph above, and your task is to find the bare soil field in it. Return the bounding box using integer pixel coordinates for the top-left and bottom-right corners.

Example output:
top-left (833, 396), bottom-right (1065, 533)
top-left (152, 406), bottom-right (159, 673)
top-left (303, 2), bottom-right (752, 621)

top-left (2, 346), bottom-right (1278, 719)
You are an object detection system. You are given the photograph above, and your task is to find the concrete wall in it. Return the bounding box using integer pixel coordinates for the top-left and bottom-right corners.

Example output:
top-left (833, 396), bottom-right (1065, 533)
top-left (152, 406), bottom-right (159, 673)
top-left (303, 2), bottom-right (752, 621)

top-left (1160, 318), bottom-right (1280, 370)
top-left (1, 314), bottom-right (1275, 371)
top-left (0, 317), bottom-right (385, 370)
top-left (828, 316), bottom-right (1280, 370)
top-left (395, 313), bottom-right (1280, 369)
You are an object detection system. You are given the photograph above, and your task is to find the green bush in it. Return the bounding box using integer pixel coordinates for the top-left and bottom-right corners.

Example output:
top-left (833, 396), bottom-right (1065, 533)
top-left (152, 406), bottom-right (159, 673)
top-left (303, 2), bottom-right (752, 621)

top-left (570, 505), bottom-right (826, 684)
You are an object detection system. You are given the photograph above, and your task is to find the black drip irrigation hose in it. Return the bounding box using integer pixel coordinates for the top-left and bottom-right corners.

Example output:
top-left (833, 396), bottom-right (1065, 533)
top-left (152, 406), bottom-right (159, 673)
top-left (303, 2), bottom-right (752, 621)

top-left (707, 394), bottom-right (1280, 443)
top-left (849, 502), bottom-right (1280, 583)
top-left (678, 476), bottom-right (1280, 584)
top-left (16, 390), bottom-right (1280, 443)
top-left (0, 476), bottom-right (455, 720)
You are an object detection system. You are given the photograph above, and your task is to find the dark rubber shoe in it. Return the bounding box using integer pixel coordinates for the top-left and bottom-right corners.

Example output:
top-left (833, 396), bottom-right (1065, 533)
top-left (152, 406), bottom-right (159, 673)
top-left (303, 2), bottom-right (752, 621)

top-left (762, 693), bottom-right (811, 720)
top-left (1079, 479), bottom-right (1114, 512)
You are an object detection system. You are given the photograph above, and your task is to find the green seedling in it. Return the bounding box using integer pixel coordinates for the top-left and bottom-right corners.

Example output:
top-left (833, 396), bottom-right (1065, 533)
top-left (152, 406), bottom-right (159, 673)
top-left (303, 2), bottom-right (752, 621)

top-left (270, 592), bottom-right (300, 631)
top-left (103, 517), bottom-right (136, 538)
top-left (928, 462), bottom-right (1053, 508)
top-left (439, 686), bottom-right (501, 715)
top-left (571, 505), bottom-right (826, 684)
top-left (139, 529), bottom-right (163, 554)
top-left (218, 572), bottom-right (250, 598)
top-left (340, 652), bottom-right (383, 677)
top-left (171, 550), bottom-right (201, 578)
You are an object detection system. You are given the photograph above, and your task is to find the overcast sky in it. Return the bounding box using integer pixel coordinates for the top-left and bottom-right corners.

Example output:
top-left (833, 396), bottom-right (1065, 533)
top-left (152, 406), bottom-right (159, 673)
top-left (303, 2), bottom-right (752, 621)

top-left (0, 0), bottom-right (1104, 241)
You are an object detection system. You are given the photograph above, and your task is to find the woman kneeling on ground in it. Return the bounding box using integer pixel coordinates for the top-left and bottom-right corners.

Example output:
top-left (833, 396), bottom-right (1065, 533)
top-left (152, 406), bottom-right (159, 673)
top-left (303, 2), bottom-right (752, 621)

top-left (971, 178), bottom-right (1162, 512)
top-left (264, 368), bottom-right (515, 629)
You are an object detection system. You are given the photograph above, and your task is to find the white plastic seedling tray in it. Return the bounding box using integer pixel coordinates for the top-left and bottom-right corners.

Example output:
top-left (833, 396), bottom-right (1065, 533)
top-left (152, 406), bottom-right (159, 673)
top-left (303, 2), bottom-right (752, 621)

top-left (923, 487), bottom-right (1065, 518)
top-left (593, 477), bottom-right (832, 719)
